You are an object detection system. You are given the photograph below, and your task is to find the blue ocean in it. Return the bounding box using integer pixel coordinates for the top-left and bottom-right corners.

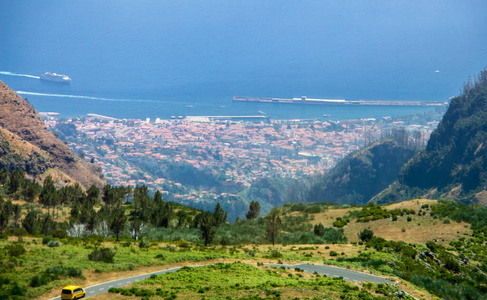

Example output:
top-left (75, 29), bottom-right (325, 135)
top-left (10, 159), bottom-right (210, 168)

top-left (1, 1), bottom-right (486, 120)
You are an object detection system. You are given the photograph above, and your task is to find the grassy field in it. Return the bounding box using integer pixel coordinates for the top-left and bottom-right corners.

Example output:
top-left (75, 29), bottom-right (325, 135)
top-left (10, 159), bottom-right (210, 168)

top-left (0, 236), bottom-right (435, 300)
top-left (0, 199), bottom-right (482, 299)
top-left (308, 199), bottom-right (471, 244)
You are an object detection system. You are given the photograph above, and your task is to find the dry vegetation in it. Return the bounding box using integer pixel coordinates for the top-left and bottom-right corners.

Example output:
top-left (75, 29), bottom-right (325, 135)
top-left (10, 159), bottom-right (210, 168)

top-left (309, 199), bottom-right (471, 244)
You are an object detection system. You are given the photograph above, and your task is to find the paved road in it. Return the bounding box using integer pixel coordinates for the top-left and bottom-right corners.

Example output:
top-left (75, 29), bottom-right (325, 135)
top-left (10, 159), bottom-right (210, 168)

top-left (265, 263), bottom-right (394, 284)
top-left (49, 262), bottom-right (393, 299)
top-left (48, 266), bottom-right (191, 300)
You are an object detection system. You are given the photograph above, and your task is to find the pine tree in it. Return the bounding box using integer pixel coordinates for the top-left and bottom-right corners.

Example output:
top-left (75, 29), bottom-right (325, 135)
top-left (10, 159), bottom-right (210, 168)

top-left (266, 209), bottom-right (281, 246)
top-left (246, 201), bottom-right (261, 220)
top-left (199, 211), bottom-right (216, 246)
top-left (0, 167), bottom-right (9, 186)
top-left (213, 202), bottom-right (227, 226)
top-left (39, 175), bottom-right (57, 217)
top-left (22, 211), bottom-right (40, 235)
top-left (109, 205), bottom-right (127, 242)
top-left (86, 185), bottom-right (100, 206)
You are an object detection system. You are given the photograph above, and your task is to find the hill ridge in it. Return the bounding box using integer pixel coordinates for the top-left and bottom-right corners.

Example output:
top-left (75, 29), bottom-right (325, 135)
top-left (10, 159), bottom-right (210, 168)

top-left (0, 80), bottom-right (104, 188)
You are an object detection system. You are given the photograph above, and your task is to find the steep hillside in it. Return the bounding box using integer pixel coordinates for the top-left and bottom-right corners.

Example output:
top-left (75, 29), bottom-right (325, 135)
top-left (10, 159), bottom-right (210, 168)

top-left (306, 139), bottom-right (417, 205)
top-left (0, 80), bottom-right (104, 188)
top-left (376, 68), bottom-right (487, 204)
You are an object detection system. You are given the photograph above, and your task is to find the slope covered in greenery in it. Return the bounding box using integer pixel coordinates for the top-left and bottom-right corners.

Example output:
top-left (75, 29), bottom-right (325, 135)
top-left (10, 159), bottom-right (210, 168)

top-left (306, 139), bottom-right (417, 205)
top-left (374, 68), bottom-right (487, 204)
top-left (401, 69), bottom-right (487, 199)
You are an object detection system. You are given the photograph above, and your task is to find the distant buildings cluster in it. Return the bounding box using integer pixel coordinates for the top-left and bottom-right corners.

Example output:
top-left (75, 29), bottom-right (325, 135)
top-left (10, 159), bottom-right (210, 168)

top-left (44, 116), bottom-right (439, 201)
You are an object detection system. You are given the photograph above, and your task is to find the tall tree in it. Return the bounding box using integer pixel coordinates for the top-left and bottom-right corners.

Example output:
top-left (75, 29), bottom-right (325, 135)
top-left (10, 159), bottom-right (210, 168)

top-left (198, 211), bottom-right (216, 246)
top-left (246, 201), bottom-right (261, 220)
top-left (0, 211), bottom-right (8, 233)
top-left (41, 214), bottom-right (56, 236)
top-left (151, 191), bottom-right (173, 228)
top-left (86, 185), bottom-right (100, 206)
top-left (58, 185), bottom-right (75, 205)
top-left (109, 205), bottom-right (127, 242)
top-left (213, 202), bottom-right (227, 226)
top-left (22, 211), bottom-right (40, 235)
top-left (0, 167), bottom-right (9, 186)
top-left (22, 179), bottom-right (42, 203)
top-left (39, 175), bottom-right (57, 217)
top-left (176, 210), bottom-right (189, 228)
top-left (8, 169), bottom-right (25, 195)
top-left (12, 204), bottom-right (21, 228)
top-left (265, 209), bottom-right (282, 246)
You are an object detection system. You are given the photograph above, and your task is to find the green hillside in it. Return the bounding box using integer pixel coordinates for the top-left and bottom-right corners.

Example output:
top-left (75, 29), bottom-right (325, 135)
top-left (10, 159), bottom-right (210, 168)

top-left (306, 139), bottom-right (417, 205)
top-left (376, 68), bottom-right (487, 204)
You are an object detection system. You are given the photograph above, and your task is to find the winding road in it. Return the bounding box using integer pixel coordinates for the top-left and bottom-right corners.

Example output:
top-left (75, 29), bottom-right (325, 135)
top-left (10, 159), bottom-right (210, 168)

top-left (48, 262), bottom-right (393, 299)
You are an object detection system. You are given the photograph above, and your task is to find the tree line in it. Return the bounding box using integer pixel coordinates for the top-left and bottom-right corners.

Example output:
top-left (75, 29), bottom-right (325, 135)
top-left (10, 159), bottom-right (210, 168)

top-left (0, 168), bottom-right (281, 246)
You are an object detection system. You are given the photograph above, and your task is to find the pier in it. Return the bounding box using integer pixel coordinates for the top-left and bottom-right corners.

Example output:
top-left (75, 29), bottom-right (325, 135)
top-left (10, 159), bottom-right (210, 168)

top-left (233, 96), bottom-right (448, 107)
top-left (186, 115), bottom-right (269, 122)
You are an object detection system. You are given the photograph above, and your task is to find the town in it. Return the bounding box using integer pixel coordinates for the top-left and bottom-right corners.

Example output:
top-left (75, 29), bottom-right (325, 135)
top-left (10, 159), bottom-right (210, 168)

top-left (43, 112), bottom-right (441, 206)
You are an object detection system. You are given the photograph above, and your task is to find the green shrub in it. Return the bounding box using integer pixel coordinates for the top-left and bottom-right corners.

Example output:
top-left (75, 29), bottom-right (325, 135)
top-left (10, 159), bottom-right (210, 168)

top-left (88, 247), bottom-right (116, 263)
top-left (139, 240), bottom-right (149, 249)
top-left (30, 274), bottom-right (49, 287)
top-left (358, 229), bottom-right (374, 242)
top-left (42, 237), bottom-right (52, 245)
top-left (155, 253), bottom-right (166, 260)
top-left (268, 249), bottom-right (282, 258)
top-left (48, 240), bottom-right (61, 247)
top-left (330, 251), bottom-right (338, 256)
top-left (5, 244), bottom-right (26, 257)
top-left (52, 229), bottom-right (67, 239)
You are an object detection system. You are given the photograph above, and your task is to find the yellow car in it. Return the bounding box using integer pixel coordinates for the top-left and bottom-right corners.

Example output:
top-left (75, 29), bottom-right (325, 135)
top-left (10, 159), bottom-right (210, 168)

top-left (61, 285), bottom-right (86, 299)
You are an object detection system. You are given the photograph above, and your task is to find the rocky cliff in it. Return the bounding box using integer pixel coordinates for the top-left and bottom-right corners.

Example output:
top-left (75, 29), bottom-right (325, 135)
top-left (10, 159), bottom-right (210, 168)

top-left (0, 80), bottom-right (104, 188)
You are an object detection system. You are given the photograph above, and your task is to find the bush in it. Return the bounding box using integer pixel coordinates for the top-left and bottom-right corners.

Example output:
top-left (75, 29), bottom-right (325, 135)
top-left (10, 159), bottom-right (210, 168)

top-left (52, 229), bottom-right (67, 239)
top-left (268, 250), bottom-right (282, 259)
top-left (47, 240), bottom-right (61, 247)
top-left (30, 274), bottom-right (49, 287)
top-left (155, 253), bottom-right (166, 260)
top-left (330, 251), bottom-right (338, 256)
top-left (139, 240), bottom-right (149, 249)
top-left (88, 247), bottom-right (116, 263)
top-left (42, 237), bottom-right (52, 245)
top-left (5, 244), bottom-right (26, 257)
top-left (358, 229), bottom-right (374, 242)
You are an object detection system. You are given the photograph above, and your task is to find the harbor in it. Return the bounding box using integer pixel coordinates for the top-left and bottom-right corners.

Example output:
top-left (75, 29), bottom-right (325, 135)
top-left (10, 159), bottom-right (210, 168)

top-left (233, 96), bottom-right (448, 107)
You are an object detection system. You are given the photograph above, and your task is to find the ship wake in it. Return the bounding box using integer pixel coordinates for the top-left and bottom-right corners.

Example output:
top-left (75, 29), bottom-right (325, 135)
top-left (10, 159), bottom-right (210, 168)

top-left (0, 71), bottom-right (40, 79)
top-left (16, 91), bottom-right (160, 103)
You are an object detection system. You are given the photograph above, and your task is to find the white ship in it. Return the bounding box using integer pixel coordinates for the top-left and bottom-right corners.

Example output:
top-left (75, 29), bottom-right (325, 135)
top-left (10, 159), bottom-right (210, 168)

top-left (39, 72), bottom-right (71, 83)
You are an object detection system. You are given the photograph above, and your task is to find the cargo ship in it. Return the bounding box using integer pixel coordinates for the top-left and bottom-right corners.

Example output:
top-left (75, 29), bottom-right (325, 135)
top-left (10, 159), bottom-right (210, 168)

top-left (39, 72), bottom-right (71, 83)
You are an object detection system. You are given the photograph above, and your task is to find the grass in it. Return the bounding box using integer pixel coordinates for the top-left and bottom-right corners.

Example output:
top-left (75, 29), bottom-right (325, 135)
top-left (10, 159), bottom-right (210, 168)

top-left (309, 199), bottom-right (471, 244)
top-left (1, 198), bottom-right (479, 300)
top-left (105, 262), bottom-right (411, 300)
top-left (1, 236), bottom-right (430, 300)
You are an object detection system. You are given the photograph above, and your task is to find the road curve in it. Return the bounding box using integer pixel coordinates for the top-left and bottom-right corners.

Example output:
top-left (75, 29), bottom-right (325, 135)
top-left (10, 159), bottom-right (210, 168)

top-left (48, 266), bottom-right (191, 300)
top-left (265, 263), bottom-right (394, 284)
top-left (49, 262), bottom-right (393, 299)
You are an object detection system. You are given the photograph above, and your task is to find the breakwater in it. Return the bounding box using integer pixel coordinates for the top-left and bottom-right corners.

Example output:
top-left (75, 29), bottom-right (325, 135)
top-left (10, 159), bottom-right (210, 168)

top-left (233, 96), bottom-right (448, 107)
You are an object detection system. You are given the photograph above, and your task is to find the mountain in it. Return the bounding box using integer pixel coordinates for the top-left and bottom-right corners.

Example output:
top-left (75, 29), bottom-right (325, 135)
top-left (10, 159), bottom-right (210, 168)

top-left (0, 80), bottom-right (104, 188)
top-left (306, 139), bottom-right (418, 205)
top-left (375, 68), bottom-right (487, 204)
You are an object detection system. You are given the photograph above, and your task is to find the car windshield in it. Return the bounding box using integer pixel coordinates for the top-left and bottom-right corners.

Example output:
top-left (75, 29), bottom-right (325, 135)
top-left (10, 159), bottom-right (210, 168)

top-left (61, 289), bottom-right (72, 294)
